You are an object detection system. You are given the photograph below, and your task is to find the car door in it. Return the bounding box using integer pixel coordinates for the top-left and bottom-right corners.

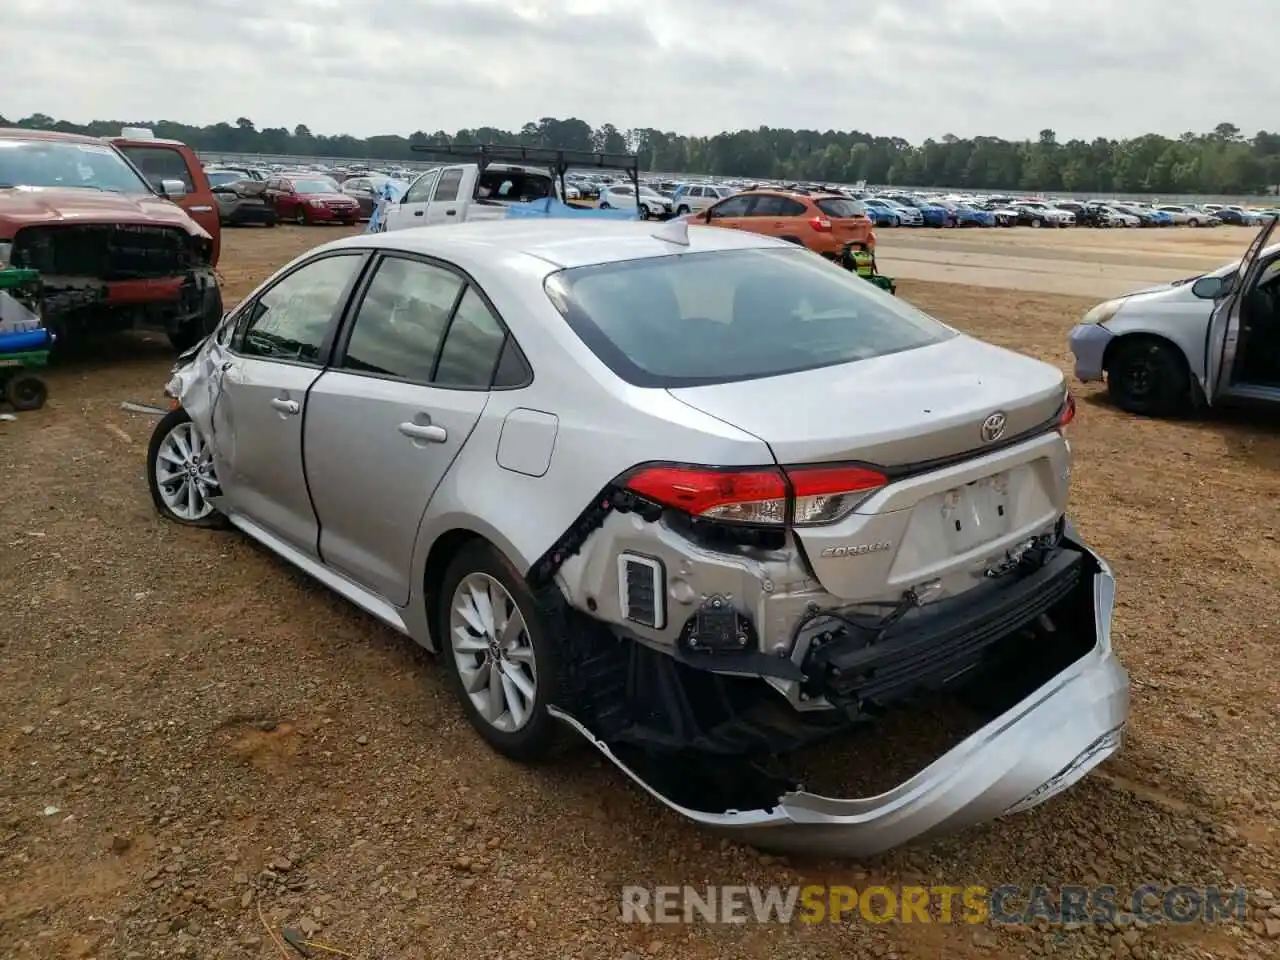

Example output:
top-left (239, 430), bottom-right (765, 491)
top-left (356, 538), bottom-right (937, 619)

top-left (214, 251), bottom-right (368, 552)
top-left (425, 166), bottom-right (466, 224)
top-left (385, 169), bottom-right (440, 229)
top-left (1205, 216), bottom-right (1278, 400)
top-left (702, 193), bottom-right (755, 229)
top-left (303, 255), bottom-right (514, 604)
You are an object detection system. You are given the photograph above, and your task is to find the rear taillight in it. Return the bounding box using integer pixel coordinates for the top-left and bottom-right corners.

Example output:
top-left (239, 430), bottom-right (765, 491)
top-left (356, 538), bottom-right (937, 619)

top-left (1057, 391), bottom-right (1076, 429)
top-left (620, 463), bottom-right (887, 526)
top-left (787, 464), bottom-right (887, 525)
top-left (808, 216), bottom-right (832, 232)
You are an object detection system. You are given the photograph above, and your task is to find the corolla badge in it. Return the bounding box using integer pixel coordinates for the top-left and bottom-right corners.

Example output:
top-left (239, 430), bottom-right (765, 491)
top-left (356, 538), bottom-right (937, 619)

top-left (980, 411), bottom-right (1007, 443)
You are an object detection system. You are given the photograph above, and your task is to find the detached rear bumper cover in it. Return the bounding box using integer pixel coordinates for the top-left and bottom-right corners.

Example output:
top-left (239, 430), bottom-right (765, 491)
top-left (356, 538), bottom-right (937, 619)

top-left (551, 530), bottom-right (1128, 857)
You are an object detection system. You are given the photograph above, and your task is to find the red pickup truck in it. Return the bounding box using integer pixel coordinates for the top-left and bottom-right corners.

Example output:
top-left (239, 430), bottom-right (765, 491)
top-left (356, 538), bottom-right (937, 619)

top-left (0, 127), bottom-right (223, 350)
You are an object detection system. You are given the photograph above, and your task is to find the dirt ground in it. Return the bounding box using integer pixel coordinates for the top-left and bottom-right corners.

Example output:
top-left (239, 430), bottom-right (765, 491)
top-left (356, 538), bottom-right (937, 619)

top-left (2, 225), bottom-right (1278, 960)
top-left (876, 225), bottom-right (1264, 297)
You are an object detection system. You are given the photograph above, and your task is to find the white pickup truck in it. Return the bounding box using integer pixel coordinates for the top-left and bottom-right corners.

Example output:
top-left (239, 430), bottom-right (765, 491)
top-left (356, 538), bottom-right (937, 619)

top-left (380, 144), bottom-right (641, 232)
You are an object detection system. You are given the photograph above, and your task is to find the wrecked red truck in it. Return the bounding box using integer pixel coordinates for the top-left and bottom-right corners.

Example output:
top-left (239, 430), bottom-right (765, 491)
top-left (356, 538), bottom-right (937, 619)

top-left (0, 128), bottom-right (223, 350)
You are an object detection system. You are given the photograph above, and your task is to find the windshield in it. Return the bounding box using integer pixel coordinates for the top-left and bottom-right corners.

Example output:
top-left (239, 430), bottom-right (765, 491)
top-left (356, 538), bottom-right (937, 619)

top-left (638, 188), bottom-right (663, 199)
top-left (292, 179), bottom-right (338, 194)
top-left (543, 247), bottom-right (954, 388)
top-left (0, 138), bottom-right (152, 192)
top-left (207, 171), bottom-right (242, 187)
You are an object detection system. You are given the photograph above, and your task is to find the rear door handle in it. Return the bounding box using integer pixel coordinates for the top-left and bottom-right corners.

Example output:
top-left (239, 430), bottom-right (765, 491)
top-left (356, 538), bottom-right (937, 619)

top-left (414, 210), bottom-right (424, 216)
top-left (398, 421), bottom-right (447, 443)
top-left (445, 209), bottom-right (457, 216)
top-left (270, 397), bottom-right (300, 415)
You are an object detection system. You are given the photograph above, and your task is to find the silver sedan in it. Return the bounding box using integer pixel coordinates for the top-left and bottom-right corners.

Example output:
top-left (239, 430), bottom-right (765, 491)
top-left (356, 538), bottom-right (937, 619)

top-left (147, 219), bottom-right (1127, 856)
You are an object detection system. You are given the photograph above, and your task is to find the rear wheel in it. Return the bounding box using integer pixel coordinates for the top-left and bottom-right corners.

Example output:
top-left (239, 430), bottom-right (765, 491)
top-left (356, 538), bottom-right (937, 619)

top-left (599, 201), bottom-right (611, 209)
top-left (675, 205), bottom-right (690, 215)
top-left (1106, 338), bottom-right (1190, 417)
top-left (439, 542), bottom-right (565, 762)
top-left (1188, 218), bottom-right (1200, 227)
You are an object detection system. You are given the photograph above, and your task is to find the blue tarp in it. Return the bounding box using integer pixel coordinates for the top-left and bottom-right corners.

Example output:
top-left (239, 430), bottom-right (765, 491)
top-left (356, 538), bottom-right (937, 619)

top-left (504, 197), bottom-right (640, 220)
top-left (366, 180), bottom-right (407, 233)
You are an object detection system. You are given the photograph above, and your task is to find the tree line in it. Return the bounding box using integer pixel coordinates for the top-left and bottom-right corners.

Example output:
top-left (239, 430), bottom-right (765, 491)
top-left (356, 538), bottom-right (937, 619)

top-left (6, 112), bottom-right (1279, 196)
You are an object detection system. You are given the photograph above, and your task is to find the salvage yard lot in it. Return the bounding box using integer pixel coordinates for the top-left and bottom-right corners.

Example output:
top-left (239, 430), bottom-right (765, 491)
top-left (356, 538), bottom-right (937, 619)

top-left (1, 226), bottom-right (1278, 960)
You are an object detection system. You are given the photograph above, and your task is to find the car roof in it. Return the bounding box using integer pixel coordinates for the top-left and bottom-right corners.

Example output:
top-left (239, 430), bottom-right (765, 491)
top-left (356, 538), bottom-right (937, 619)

top-left (327, 219), bottom-right (787, 269)
top-left (0, 127), bottom-right (104, 144)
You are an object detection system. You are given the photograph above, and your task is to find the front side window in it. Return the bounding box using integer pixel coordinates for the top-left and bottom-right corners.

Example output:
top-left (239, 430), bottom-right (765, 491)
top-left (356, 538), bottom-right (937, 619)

top-left (116, 145), bottom-right (194, 191)
top-left (708, 195), bottom-right (753, 218)
top-left (341, 257), bottom-right (464, 382)
top-left (544, 247), bottom-right (954, 387)
top-left (404, 171), bottom-right (439, 203)
top-left (238, 254), bottom-right (364, 364)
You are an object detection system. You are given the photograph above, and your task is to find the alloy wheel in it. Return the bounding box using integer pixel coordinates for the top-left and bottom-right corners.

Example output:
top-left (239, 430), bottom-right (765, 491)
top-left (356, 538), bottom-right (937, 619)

top-left (449, 573), bottom-right (538, 732)
top-left (154, 421), bottom-right (218, 521)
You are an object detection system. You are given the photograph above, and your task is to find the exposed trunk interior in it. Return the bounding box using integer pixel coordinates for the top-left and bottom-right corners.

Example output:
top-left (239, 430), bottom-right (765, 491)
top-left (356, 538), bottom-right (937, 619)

top-left (560, 541), bottom-right (1103, 817)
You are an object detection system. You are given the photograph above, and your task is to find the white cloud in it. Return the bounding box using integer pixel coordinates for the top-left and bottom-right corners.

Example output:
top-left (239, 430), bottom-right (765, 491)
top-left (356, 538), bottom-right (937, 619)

top-left (2, 0), bottom-right (1275, 142)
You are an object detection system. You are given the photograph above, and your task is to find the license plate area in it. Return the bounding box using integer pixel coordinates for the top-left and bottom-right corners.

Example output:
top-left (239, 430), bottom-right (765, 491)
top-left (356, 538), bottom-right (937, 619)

top-left (941, 472), bottom-right (1012, 554)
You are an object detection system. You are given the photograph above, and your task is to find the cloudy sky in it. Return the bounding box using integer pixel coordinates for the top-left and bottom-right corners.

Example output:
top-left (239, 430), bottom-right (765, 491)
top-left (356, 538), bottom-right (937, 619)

top-left (4, 0), bottom-right (1276, 143)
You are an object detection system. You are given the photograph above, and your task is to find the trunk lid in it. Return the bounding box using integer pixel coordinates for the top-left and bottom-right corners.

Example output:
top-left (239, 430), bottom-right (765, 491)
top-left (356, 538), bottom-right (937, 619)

top-left (667, 336), bottom-right (1065, 469)
top-left (669, 337), bottom-right (1070, 603)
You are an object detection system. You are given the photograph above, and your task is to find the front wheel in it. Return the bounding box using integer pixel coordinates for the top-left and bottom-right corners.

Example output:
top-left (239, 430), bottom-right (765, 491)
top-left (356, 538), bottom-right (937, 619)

top-left (146, 407), bottom-right (227, 527)
top-left (1188, 218), bottom-right (1200, 227)
top-left (294, 206), bottom-right (309, 225)
top-left (439, 542), bottom-right (564, 762)
top-left (598, 201), bottom-right (611, 209)
top-left (1106, 338), bottom-right (1190, 417)
top-left (675, 205), bottom-right (690, 215)
top-left (168, 285), bottom-right (223, 352)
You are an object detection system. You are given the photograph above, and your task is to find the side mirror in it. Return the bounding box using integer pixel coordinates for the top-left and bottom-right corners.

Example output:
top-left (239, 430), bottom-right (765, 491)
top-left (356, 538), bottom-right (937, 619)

top-left (1191, 276), bottom-right (1226, 300)
top-left (160, 179), bottom-right (187, 200)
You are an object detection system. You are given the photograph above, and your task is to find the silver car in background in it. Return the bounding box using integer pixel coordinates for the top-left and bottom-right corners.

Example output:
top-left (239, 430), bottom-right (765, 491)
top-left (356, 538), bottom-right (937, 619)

top-left (147, 219), bottom-right (1127, 856)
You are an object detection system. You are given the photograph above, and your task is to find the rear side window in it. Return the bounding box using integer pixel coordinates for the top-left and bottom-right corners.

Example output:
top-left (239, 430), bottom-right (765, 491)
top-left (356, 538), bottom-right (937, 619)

top-left (544, 248), bottom-right (953, 388)
top-left (341, 257), bottom-right (464, 382)
top-left (433, 287), bottom-right (507, 388)
top-left (118, 145), bottom-right (194, 191)
top-left (434, 168), bottom-right (463, 201)
top-left (817, 197), bottom-right (866, 218)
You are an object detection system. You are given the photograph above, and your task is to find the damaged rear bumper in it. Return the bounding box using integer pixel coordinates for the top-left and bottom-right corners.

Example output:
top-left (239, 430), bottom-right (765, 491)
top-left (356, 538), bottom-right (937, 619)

top-left (550, 530), bottom-right (1128, 857)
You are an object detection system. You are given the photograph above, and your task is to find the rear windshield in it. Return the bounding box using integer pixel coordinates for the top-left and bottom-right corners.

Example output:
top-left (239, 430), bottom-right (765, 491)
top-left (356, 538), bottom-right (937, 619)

top-left (543, 247), bottom-right (954, 387)
top-left (478, 169), bottom-right (553, 202)
top-left (816, 197), bottom-right (866, 218)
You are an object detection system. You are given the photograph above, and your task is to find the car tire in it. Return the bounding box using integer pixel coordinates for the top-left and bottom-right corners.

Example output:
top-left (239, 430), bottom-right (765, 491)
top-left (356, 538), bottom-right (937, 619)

top-left (599, 202), bottom-right (610, 209)
top-left (146, 407), bottom-right (228, 528)
top-left (675, 205), bottom-right (690, 215)
top-left (294, 207), bottom-right (309, 225)
top-left (438, 541), bottom-right (566, 763)
top-left (168, 285), bottom-right (223, 352)
top-left (1106, 338), bottom-right (1190, 417)
top-left (778, 235), bottom-right (805, 245)
top-left (1188, 218), bottom-right (1200, 228)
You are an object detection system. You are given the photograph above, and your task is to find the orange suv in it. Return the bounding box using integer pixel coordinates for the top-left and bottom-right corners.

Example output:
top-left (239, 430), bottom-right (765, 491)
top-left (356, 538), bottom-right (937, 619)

top-left (685, 189), bottom-right (875, 258)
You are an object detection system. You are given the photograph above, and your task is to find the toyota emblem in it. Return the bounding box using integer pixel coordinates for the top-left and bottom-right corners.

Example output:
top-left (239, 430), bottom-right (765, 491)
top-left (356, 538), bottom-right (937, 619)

top-left (980, 412), bottom-right (1007, 443)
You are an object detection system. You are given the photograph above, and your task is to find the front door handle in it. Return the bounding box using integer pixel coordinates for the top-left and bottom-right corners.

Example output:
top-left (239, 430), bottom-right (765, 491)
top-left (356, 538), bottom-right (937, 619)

top-left (398, 421), bottom-right (447, 443)
top-left (270, 397), bottom-right (300, 415)
top-left (445, 209), bottom-right (457, 216)
top-left (414, 210), bottom-right (424, 217)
